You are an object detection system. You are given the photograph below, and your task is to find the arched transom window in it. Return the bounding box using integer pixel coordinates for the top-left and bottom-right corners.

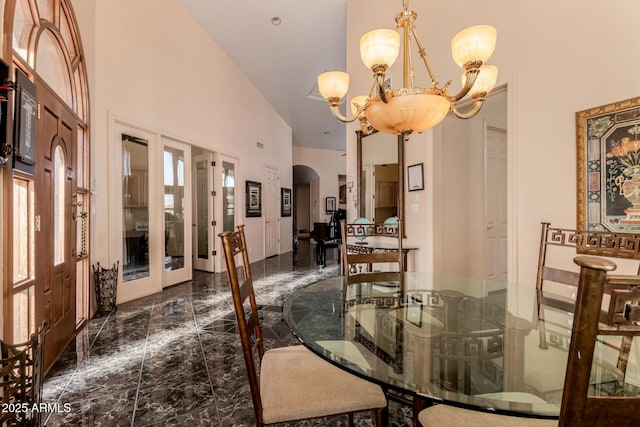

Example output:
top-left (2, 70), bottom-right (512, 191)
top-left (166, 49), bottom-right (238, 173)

top-left (12, 0), bottom-right (88, 121)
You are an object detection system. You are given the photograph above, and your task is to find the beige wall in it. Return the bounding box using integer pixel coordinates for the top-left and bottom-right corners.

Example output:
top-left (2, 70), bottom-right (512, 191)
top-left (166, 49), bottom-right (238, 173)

top-left (69, 0), bottom-right (293, 273)
top-left (347, 0), bottom-right (640, 284)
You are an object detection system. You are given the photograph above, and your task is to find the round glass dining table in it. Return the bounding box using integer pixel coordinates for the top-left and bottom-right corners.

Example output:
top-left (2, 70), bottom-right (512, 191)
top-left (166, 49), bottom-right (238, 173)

top-left (282, 272), bottom-right (637, 423)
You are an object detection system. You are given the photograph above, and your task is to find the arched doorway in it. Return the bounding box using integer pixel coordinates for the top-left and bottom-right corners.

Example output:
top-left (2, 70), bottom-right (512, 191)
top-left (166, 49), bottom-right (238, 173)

top-left (293, 164), bottom-right (320, 238)
top-left (3, 0), bottom-right (90, 370)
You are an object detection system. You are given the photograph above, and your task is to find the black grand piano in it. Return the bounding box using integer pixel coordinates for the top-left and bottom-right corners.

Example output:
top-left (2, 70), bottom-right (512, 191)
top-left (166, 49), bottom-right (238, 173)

top-left (310, 209), bottom-right (345, 267)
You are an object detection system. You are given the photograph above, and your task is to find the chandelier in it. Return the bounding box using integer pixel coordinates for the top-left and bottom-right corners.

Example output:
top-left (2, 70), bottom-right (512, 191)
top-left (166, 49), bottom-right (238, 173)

top-left (317, 0), bottom-right (498, 137)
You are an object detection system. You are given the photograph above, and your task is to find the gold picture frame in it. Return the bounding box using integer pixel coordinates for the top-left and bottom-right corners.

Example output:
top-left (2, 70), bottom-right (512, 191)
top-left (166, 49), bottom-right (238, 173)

top-left (577, 96), bottom-right (640, 232)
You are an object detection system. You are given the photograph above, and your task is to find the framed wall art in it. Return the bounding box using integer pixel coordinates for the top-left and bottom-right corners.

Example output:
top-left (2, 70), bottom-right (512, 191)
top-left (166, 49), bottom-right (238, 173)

top-left (281, 187), bottom-right (292, 217)
top-left (12, 68), bottom-right (36, 174)
top-left (407, 163), bottom-right (424, 191)
top-left (577, 96), bottom-right (640, 234)
top-left (245, 180), bottom-right (262, 217)
top-left (325, 196), bottom-right (336, 213)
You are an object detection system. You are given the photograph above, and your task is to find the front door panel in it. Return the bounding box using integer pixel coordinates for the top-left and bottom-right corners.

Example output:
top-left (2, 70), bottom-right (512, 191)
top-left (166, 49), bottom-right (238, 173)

top-left (35, 79), bottom-right (77, 370)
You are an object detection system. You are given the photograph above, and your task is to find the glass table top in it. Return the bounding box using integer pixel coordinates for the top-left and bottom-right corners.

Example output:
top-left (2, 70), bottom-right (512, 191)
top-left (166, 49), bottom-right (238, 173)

top-left (283, 272), bottom-right (640, 418)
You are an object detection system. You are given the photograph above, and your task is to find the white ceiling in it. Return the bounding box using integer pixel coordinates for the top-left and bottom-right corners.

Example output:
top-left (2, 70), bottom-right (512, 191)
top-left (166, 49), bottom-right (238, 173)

top-left (179, 0), bottom-right (348, 151)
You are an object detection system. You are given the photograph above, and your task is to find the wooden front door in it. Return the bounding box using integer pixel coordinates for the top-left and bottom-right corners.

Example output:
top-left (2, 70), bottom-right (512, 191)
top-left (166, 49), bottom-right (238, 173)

top-left (34, 79), bottom-right (77, 370)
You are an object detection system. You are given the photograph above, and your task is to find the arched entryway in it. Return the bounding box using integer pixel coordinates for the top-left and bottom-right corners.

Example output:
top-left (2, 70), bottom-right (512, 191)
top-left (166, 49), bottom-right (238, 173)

top-left (2, 0), bottom-right (90, 370)
top-left (293, 164), bottom-right (320, 238)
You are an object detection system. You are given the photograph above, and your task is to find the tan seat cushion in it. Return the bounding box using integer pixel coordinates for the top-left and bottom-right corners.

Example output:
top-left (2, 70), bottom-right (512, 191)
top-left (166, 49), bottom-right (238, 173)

top-left (418, 404), bottom-right (558, 427)
top-left (260, 345), bottom-right (387, 424)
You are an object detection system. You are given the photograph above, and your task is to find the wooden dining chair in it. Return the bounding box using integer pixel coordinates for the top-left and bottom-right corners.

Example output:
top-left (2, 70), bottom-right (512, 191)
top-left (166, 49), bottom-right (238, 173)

top-left (535, 222), bottom-right (640, 379)
top-left (219, 225), bottom-right (387, 427)
top-left (419, 255), bottom-right (640, 427)
top-left (340, 219), bottom-right (404, 277)
top-left (0, 321), bottom-right (47, 427)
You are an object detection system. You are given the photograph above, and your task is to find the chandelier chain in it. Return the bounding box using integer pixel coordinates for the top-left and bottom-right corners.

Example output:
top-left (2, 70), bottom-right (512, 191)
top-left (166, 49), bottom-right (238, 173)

top-left (411, 27), bottom-right (438, 87)
top-left (407, 33), bottom-right (416, 88)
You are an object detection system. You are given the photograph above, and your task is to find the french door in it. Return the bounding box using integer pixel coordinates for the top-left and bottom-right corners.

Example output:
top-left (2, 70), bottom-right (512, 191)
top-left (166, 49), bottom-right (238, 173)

top-left (162, 138), bottom-right (192, 286)
top-left (192, 152), bottom-right (215, 272)
top-left (484, 125), bottom-right (508, 282)
top-left (115, 121), bottom-right (197, 301)
top-left (191, 151), bottom-right (238, 273)
top-left (115, 123), bottom-right (162, 302)
top-left (216, 155), bottom-right (238, 272)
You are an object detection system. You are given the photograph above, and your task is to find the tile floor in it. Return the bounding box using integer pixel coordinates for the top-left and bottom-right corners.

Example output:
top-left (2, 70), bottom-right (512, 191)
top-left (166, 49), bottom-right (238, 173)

top-left (42, 239), bottom-right (411, 426)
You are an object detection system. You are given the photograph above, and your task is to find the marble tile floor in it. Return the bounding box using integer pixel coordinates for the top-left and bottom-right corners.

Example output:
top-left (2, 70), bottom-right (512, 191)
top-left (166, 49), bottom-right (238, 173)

top-left (42, 239), bottom-right (412, 426)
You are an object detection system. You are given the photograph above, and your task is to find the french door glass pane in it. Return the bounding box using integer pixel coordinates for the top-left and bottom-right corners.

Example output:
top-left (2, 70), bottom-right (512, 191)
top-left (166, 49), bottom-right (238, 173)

top-left (222, 161), bottom-right (235, 232)
top-left (164, 147), bottom-right (185, 271)
top-left (122, 134), bottom-right (149, 281)
top-left (196, 160), bottom-right (208, 259)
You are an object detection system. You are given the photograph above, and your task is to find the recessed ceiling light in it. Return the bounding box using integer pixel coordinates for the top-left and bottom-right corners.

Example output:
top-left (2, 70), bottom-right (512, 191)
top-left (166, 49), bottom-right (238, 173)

top-left (271, 17), bottom-right (281, 26)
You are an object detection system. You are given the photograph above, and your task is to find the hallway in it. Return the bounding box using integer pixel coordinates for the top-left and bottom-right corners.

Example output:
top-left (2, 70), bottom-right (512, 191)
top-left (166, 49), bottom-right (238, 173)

top-left (42, 239), bottom-right (411, 426)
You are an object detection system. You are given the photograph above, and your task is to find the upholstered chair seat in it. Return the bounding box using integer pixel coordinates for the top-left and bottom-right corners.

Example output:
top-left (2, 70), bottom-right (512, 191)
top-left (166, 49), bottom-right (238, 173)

top-left (418, 404), bottom-right (557, 427)
top-left (260, 346), bottom-right (387, 424)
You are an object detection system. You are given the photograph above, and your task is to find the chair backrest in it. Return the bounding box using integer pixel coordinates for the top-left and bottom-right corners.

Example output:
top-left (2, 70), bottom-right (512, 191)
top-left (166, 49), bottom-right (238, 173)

top-left (536, 222), bottom-right (640, 375)
top-left (537, 222), bottom-right (640, 293)
top-left (558, 256), bottom-right (640, 426)
top-left (340, 219), bottom-right (404, 277)
top-left (0, 321), bottom-right (47, 427)
top-left (219, 225), bottom-right (265, 425)
top-left (311, 222), bottom-right (329, 242)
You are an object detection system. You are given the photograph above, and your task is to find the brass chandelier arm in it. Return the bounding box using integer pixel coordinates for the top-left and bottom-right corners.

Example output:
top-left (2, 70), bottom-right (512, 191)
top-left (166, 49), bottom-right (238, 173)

top-left (450, 96), bottom-right (486, 119)
top-left (374, 71), bottom-right (389, 104)
top-left (448, 67), bottom-right (480, 102)
top-left (327, 101), bottom-right (363, 123)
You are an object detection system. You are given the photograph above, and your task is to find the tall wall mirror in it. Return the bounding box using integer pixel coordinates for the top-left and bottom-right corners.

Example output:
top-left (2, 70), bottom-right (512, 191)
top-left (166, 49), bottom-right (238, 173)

top-left (356, 130), bottom-right (405, 231)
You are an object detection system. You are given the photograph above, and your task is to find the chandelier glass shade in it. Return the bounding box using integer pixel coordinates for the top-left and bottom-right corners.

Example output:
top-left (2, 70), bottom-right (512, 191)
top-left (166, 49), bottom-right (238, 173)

top-left (318, 0), bottom-right (498, 136)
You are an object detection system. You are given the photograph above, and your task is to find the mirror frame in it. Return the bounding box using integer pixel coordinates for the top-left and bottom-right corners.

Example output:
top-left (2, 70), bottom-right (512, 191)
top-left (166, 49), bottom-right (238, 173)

top-left (356, 130), bottom-right (405, 235)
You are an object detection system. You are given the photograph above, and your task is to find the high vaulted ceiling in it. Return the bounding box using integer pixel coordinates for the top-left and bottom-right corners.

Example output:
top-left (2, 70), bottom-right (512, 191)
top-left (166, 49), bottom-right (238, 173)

top-left (179, 0), bottom-right (348, 151)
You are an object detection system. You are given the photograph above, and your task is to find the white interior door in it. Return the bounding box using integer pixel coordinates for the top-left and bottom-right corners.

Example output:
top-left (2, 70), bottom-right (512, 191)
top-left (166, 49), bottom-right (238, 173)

top-left (193, 152), bottom-right (215, 272)
top-left (162, 137), bottom-right (192, 286)
top-left (265, 167), bottom-right (279, 258)
top-left (363, 165), bottom-right (373, 220)
top-left (484, 125), bottom-right (508, 281)
top-left (113, 122), bottom-right (163, 303)
top-left (215, 154), bottom-right (238, 272)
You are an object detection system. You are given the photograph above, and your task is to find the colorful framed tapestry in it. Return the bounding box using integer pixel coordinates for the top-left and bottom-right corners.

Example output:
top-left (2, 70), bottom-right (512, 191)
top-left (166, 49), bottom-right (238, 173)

top-left (577, 96), bottom-right (640, 233)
